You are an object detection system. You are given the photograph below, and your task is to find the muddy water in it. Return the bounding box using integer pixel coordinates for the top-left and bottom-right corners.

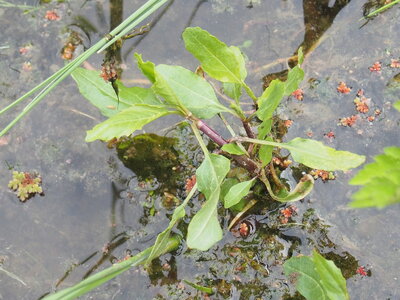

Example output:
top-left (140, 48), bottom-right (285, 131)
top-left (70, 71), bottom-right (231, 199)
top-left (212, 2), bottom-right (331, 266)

top-left (0, 0), bottom-right (399, 299)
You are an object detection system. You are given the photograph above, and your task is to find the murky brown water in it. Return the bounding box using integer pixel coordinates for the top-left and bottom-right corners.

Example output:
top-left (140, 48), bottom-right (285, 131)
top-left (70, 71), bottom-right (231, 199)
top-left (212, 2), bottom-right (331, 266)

top-left (0, 0), bottom-right (399, 299)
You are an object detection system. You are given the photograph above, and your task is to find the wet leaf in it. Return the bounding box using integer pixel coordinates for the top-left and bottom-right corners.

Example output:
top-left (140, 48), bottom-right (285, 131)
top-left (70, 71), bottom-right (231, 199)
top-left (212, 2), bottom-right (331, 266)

top-left (257, 119), bottom-right (272, 139)
top-left (313, 250), bottom-right (349, 300)
top-left (154, 64), bottom-right (232, 119)
top-left (182, 27), bottom-right (244, 83)
top-left (222, 143), bottom-right (247, 155)
top-left (223, 82), bottom-right (242, 101)
top-left (224, 178), bottom-right (255, 208)
top-left (266, 174), bottom-right (314, 202)
top-left (256, 79), bottom-right (285, 121)
top-left (285, 138), bottom-right (366, 171)
top-left (349, 146), bottom-right (400, 208)
top-left (85, 104), bottom-right (173, 142)
top-left (258, 137), bottom-right (273, 167)
top-left (72, 68), bottom-right (159, 117)
top-left (183, 280), bottom-right (214, 294)
top-left (134, 53), bottom-right (155, 83)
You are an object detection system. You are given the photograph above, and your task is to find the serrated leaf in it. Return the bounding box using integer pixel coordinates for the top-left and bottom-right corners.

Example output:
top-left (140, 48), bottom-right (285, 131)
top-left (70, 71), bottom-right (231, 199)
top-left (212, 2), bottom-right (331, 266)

top-left (72, 68), bottom-right (159, 117)
top-left (222, 143), bottom-right (247, 155)
top-left (285, 65), bottom-right (304, 96)
top-left (182, 27), bottom-right (243, 83)
top-left (154, 64), bottom-right (231, 119)
top-left (349, 146), bottom-right (400, 208)
top-left (285, 138), bottom-right (366, 171)
top-left (284, 256), bottom-right (328, 300)
top-left (85, 104), bottom-right (172, 142)
top-left (256, 79), bottom-right (285, 121)
top-left (135, 53), bottom-right (156, 83)
top-left (224, 178), bottom-right (255, 208)
top-left (313, 250), bottom-right (349, 300)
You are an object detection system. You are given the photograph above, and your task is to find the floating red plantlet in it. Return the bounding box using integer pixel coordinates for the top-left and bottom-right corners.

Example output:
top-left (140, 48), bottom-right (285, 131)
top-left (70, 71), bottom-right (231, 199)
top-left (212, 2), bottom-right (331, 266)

top-left (185, 175), bottom-right (196, 194)
top-left (45, 10), bottom-right (61, 21)
top-left (239, 222), bottom-right (249, 237)
top-left (369, 61), bottom-right (381, 72)
top-left (390, 59), bottom-right (400, 68)
top-left (356, 89), bottom-right (364, 97)
top-left (291, 88), bottom-right (304, 100)
top-left (367, 116), bottom-right (375, 122)
top-left (22, 62), bottom-right (32, 72)
top-left (374, 108), bottom-right (381, 116)
top-left (19, 46), bottom-right (31, 55)
top-left (280, 205), bottom-right (298, 224)
top-left (61, 43), bottom-right (76, 60)
top-left (339, 115), bottom-right (358, 127)
top-left (306, 131), bottom-right (313, 137)
top-left (356, 266), bottom-right (368, 276)
top-left (324, 131), bottom-right (335, 139)
top-left (354, 98), bottom-right (369, 114)
top-left (284, 119), bottom-right (293, 128)
top-left (337, 82), bottom-right (351, 94)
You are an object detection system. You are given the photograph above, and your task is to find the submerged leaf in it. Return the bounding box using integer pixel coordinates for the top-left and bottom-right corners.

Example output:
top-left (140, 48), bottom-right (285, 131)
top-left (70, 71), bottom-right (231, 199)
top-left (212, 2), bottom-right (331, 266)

top-left (85, 104), bottom-right (173, 142)
top-left (349, 146), bottom-right (400, 208)
top-left (182, 27), bottom-right (244, 83)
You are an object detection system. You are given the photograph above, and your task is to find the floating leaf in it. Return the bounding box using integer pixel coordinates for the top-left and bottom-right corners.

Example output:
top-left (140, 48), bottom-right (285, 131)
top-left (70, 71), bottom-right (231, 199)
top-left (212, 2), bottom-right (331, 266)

top-left (224, 178), bottom-right (255, 208)
top-left (85, 104), bottom-right (173, 142)
top-left (256, 79), bottom-right (285, 121)
top-left (349, 146), bottom-right (400, 208)
top-left (313, 250), bottom-right (349, 300)
top-left (134, 53), bottom-right (156, 83)
top-left (285, 65), bottom-right (304, 96)
top-left (285, 138), bottom-right (366, 171)
top-left (284, 255), bottom-right (327, 300)
top-left (154, 64), bottom-right (231, 119)
top-left (182, 27), bottom-right (243, 83)
top-left (222, 143), bottom-right (247, 155)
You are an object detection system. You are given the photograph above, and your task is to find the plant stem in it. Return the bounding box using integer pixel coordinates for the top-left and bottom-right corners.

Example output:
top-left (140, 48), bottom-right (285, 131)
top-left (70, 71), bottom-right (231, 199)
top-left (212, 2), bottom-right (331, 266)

top-left (194, 119), bottom-right (227, 147)
top-left (242, 81), bottom-right (258, 103)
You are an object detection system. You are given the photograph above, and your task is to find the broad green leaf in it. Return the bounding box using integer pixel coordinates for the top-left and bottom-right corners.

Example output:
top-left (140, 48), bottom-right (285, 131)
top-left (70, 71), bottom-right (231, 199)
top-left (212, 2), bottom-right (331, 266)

top-left (224, 178), bottom-right (255, 208)
top-left (220, 178), bottom-right (239, 199)
top-left (42, 236), bottom-right (180, 300)
top-left (229, 45), bottom-right (247, 80)
top-left (264, 174), bottom-right (314, 202)
top-left (285, 138), bottom-right (366, 171)
top-left (182, 27), bottom-right (243, 83)
top-left (223, 82), bottom-right (242, 101)
top-left (284, 65), bottom-right (304, 96)
top-left (349, 146), bottom-right (400, 208)
top-left (259, 137), bottom-right (273, 167)
top-left (72, 68), bottom-right (159, 117)
top-left (195, 153), bottom-right (230, 199)
top-left (154, 64), bottom-right (231, 119)
top-left (222, 143), bottom-right (247, 155)
top-left (135, 53), bottom-right (156, 83)
top-left (187, 189), bottom-right (223, 251)
top-left (85, 104), bottom-right (172, 142)
top-left (257, 119), bottom-right (272, 139)
top-left (284, 255), bottom-right (327, 300)
top-left (256, 79), bottom-right (285, 121)
top-left (394, 100), bottom-right (400, 111)
top-left (313, 250), bottom-right (349, 300)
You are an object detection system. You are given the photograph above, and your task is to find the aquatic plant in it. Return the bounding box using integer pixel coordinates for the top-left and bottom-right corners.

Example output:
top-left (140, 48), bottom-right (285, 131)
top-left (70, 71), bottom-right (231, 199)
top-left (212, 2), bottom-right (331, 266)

top-left (8, 171), bottom-right (42, 202)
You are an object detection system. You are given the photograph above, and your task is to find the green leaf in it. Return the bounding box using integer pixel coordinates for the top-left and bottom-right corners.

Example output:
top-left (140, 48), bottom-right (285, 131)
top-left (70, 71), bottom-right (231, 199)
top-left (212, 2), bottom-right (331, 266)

top-left (154, 64), bottom-right (231, 119)
top-left (259, 137), bottom-right (273, 167)
top-left (42, 236), bottom-right (180, 300)
top-left (284, 255), bottom-right (328, 300)
top-left (297, 47), bottom-right (304, 65)
top-left (187, 189), bottom-right (223, 251)
top-left (187, 154), bottom-right (230, 250)
top-left (256, 79), bottom-right (285, 121)
top-left (222, 143), bottom-right (247, 155)
top-left (284, 65), bottom-right (304, 96)
top-left (223, 82), bottom-right (242, 101)
top-left (85, 104), bottom-right (173, 142)
top-left (285, 138), bottom-right (366, 171)
top-left (313, 250), bottom-right (349, 300)
top-left (257, 119), bottom-right (272, 139)
top-left (264, 174), bottom-right (314, 202)
top-left (224, 178), bottom-right (255, 208)
top-left (229, 45), bottom-right (247, 80)
top-left (183, 280), bottom-right (214, 294)
top-left (182, 27), bottom-right (243, 83)
top-left (134, 53), bottom-right (156, 83)
top-left (72, 68), bottom-right (160, 117)
top-left (349, 146), bottom-right (400, 208)
top-left (394, 100), bottom-right (400, 111)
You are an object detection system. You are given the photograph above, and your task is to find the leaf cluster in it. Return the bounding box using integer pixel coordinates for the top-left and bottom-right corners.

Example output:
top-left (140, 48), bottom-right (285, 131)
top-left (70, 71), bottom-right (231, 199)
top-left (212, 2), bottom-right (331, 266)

top-left (8, 171), bottom-right (42, 201)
